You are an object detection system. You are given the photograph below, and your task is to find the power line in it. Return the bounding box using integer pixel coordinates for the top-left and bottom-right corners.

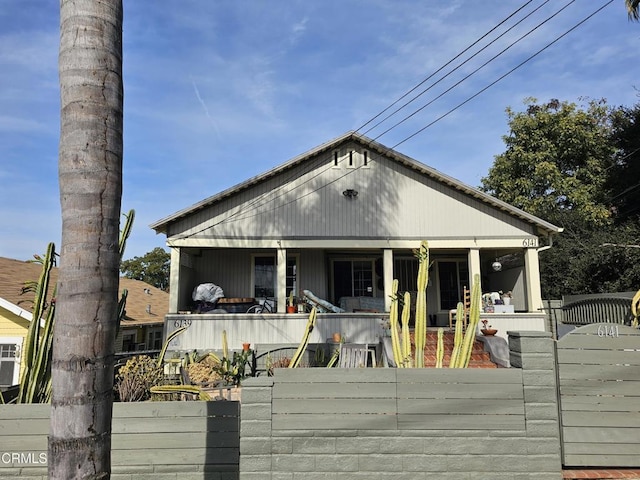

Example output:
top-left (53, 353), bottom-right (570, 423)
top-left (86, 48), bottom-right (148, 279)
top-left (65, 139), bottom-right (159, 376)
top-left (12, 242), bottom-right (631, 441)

top-left (356, 0), bottom-right (540, 133)
top-left (173, 1), bottom-right (614, 239)
top-left (361, 0), bottom-right (552, 136)
top-left (391, 0), bottom-right (614, 149)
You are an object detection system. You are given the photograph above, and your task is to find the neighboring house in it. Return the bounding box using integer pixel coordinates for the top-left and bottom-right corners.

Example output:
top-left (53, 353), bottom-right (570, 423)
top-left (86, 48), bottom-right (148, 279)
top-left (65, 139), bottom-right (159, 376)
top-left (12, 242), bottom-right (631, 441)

top-left (151, 132), bottom-right (562, 336)
top-left (0, 256), bottom-right (168, 388)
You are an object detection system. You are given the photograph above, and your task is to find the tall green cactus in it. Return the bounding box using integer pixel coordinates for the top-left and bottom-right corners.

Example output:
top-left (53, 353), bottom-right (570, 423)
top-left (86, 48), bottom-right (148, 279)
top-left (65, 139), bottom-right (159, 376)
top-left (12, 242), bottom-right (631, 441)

top-left (450, 274), bottom-right (481, 368)
top-left (401, 291), bottom-right (412, 367)
top-left (17, 210), bottom-right (135, 403)
top-left (435, 328), bottom-right (444, 368)
top-left (289, 307), bottom-right (317, 368)
top-left (17, 243), bottom-right (56, 403)
top-left (448, 302), bottom-right (465, 368)
top-left (414, 241), bottom-right (429, 368)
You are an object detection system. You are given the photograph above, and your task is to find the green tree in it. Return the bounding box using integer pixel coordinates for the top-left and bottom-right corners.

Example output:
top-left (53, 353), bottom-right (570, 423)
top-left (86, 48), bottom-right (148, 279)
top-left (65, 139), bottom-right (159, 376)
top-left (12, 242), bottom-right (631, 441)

top-left (481, 98), bottom-right (640, 298)
top-left (121, 247), bottom-right (171, 290)
top-left (608, 103), bottom-right (640, 222)
top-left (481, 98), bottom-right (615, 228)
top-left (627, 0), bottom-right (640, 21)
top-left (51, 1), bottom-right (123, 478)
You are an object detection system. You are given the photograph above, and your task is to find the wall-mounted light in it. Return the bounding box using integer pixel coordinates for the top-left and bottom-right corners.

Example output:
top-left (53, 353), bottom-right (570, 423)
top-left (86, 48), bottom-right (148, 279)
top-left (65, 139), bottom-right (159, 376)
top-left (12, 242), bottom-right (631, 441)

top-left (342, 189), bottom-right (358, 199)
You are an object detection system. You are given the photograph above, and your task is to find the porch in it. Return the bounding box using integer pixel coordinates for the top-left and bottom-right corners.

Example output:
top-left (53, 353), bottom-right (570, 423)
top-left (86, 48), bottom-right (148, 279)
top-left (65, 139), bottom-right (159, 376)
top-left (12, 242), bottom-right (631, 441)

top-left (163, 310), bottom-right (548, 352)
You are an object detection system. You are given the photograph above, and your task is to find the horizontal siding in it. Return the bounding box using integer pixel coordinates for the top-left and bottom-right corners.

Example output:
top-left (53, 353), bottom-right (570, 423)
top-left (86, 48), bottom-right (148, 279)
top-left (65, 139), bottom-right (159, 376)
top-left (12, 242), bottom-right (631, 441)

top-left (168, 144), bottom-right (537, 242)
top-left (0, 401), bottom-right (239, 474)
top-left (558, 324), bottom-right (640, 467)
top-left (271, 368), bottom-right (525, 431)
top-left (165, 313), bottom-right (383, 351)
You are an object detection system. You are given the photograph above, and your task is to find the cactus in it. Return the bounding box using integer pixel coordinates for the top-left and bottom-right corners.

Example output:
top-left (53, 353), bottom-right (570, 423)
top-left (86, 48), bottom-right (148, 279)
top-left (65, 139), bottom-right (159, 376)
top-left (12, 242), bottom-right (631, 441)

top-left (631, 288), bottom-right (640, 328)
top-left (17, 243), bottom-right (56, 403)
top-left (150, 384), bottom-right (211, 401)
top-left (414, 241), bottom-right (429, 368)
top-left (389, 280), bottom-right (403, 367)
top-left (435, 328), bottom-right (444, 368)
top-left (450, 274), bottom-right (481, 368)
top-left (401, 291), bottom-right (412, 367)
top-left (448, 302), bottom-right (465, 368)
top-left (289, 307), bottom-right (317, 368)
top-left (16, 210), bottom-right (135, 403)
top-left (156, 326), bottom-right (188, 368)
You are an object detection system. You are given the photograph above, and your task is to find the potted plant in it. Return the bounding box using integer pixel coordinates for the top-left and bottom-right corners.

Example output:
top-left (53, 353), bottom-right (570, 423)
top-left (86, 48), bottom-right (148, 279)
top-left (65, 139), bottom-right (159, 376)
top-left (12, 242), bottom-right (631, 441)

top-left (286, 290), bottom-right (296, 313)
top-left (481, 319), bottom-right (498, 336)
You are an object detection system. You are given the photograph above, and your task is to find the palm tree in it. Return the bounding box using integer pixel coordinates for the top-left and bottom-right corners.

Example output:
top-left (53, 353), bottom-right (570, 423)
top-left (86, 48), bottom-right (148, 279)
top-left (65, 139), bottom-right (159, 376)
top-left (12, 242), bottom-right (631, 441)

top-left (50, 1), bottom-right (123, 478)
top-left (628, 0), bottom-right (640, 21)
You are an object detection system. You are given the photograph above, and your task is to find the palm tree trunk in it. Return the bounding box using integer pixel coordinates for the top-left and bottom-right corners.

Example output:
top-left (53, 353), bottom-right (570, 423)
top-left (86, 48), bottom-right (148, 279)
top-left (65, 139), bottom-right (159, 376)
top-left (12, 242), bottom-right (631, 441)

top-left (50, 1), bottom-right (123, 478)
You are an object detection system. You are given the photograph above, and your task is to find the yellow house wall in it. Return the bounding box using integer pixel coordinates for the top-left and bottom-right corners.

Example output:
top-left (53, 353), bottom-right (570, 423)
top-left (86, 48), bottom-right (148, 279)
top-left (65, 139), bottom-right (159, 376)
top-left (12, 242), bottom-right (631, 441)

top-left (0, 310), bottom-right (30, 337)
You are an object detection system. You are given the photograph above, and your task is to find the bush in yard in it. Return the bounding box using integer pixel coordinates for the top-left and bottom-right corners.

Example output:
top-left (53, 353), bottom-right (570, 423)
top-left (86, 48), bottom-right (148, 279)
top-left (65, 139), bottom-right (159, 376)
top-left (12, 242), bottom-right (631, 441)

top-left (115, 355), bottom-right (165, 402)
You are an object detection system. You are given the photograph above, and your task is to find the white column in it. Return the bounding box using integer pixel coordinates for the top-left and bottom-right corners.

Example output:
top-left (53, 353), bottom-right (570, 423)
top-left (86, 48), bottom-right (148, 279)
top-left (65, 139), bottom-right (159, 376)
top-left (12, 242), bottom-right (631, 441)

top-left (383, 249), bottom-right (393, 312)
top-left (277, 248), bottom-right (287, 313)
top-left (169, 247), bottom-right (180, 313)
top-left (467, 248), bottom-right (482, 290)
top-left (525, 248), bottom-right (543, 313)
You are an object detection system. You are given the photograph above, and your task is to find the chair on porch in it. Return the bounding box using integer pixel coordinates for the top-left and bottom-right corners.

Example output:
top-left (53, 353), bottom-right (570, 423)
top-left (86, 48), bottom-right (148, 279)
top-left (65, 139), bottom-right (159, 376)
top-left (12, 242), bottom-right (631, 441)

top-left (448, 286), bottom-right (471, 329)
top-left (338, 343), bottom-right (376, 368)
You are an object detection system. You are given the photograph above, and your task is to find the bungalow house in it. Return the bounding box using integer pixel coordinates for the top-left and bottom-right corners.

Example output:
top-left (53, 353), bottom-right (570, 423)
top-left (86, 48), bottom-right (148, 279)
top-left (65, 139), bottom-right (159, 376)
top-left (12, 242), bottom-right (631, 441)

top-left (151, 132), bottom-right (562, 350)
top-left (0, 256), bottom-right (168, 389)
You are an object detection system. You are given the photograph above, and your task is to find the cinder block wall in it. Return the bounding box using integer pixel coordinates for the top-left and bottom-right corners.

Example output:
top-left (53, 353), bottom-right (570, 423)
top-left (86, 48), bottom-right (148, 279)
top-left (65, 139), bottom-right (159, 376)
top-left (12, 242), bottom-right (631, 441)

top-left (240, 331), bottom-right (562, 480)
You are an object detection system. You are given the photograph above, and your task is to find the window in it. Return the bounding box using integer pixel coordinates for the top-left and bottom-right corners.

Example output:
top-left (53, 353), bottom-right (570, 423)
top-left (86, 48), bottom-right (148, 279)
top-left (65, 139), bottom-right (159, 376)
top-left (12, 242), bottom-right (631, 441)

top-left (332, 259), bottom-right (374, 302)
top-left (252, 255), bottom-right (299, 299)
top-left (348, 150), bottom-right (354, 167)
top-left (253, 256), bottom-right (275, 297)
top-left (286, 257), bottom-right (298, 299)
top-left (333, 151), bottom-right (339, 167)
top-left (0, 341), bottom-right (19, 388)
top-left (147, 328), bottom-right (163, 350)
top-left (394, 256), bottom-right (419, 292)
top-left (363, 150), bottom-right (369, 167)
top-left (122, 332), bottom-right (137, 352)
top-left (437, 260), bottom-right (469, 311)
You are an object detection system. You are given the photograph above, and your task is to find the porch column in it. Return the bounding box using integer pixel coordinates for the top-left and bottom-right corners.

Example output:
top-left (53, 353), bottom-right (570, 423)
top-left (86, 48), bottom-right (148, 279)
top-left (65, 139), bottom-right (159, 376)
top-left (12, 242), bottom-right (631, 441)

top-left (277, 247), bottom-right (287, 313)
top-left (524, 248), bottom-right (543, 313)
top-left (467, 248), bottom-right (481, 290)
top-left (383, 249), bottom-right (393, 312)
top-left (169, 246), bottom-right (180, 313)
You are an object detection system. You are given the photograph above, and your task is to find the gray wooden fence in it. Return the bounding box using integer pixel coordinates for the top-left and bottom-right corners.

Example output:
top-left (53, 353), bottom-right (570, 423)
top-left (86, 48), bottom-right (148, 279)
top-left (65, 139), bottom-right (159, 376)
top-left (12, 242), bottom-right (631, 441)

top-left (0, 401), bottom-right (239, 479)
top-left (240, 331), bottom-right (563, 480)
top-left (557, 324), bottom-right (640, 467)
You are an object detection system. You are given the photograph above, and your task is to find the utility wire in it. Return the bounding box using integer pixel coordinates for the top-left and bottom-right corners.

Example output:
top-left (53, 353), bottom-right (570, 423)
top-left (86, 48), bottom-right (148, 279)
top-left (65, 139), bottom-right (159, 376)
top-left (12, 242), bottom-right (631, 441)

top-left (391, 0), bottom-right (614, 149)
top-left (361, 0), bottom-right (552, 136)
top-left (173, 0), bottom-right (613, 238)
top-left (372, 0), bottom-right (577, 143)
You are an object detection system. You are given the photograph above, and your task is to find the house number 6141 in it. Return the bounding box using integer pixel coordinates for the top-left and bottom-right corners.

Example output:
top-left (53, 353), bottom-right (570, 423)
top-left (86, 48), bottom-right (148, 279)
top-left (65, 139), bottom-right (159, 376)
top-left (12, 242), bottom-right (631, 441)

top-left (597, 325), bottom-right (619, 338)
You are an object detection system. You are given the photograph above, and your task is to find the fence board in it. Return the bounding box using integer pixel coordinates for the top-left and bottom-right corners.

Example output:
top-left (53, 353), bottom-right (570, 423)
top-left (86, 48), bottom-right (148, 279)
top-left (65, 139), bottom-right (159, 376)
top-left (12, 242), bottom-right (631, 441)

top-left (398, 413), bottom-right (525, 430)
top-left (557, 324), bottom-right (640, 467)
top-left (397, 398), bottom-right (524, 415)
top-left (273, 398), bottom-right (396, 414)
top-left (272, 412), bottom-right (397, 430)
top-left (0, 401), bottom-right (240, 474)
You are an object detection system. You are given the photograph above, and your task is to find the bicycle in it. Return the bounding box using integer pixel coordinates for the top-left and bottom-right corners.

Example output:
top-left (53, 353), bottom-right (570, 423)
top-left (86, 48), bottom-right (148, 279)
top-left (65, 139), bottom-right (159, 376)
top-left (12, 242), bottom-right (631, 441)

top-left (246, 297), bottom-right (277, 314)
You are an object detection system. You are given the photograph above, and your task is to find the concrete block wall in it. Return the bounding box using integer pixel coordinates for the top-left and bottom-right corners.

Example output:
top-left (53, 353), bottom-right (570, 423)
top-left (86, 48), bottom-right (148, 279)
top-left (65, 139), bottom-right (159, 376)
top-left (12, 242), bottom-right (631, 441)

top-left (239, 331), bottom-right (563, 479)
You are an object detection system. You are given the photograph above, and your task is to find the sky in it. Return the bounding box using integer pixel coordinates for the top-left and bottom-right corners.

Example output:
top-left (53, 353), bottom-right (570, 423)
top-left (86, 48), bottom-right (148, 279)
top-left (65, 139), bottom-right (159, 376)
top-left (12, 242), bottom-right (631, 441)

top-left (1, 0), bottom-right (639, 262)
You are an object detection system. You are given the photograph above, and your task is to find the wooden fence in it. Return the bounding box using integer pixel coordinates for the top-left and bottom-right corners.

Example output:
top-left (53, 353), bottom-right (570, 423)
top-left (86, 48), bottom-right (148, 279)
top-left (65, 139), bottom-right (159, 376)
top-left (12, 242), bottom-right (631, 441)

top-left (0, 401), bottom-right (239, 479)
top-left (557, 324), bottom-right (640, 467)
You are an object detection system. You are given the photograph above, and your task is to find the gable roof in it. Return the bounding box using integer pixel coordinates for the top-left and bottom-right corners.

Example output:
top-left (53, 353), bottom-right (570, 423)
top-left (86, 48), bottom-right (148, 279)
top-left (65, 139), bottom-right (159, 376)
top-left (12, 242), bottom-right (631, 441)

top-left (150, 131), bottom-right (562, 237)
top-left (0, 256), bottom-right (168, 326)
